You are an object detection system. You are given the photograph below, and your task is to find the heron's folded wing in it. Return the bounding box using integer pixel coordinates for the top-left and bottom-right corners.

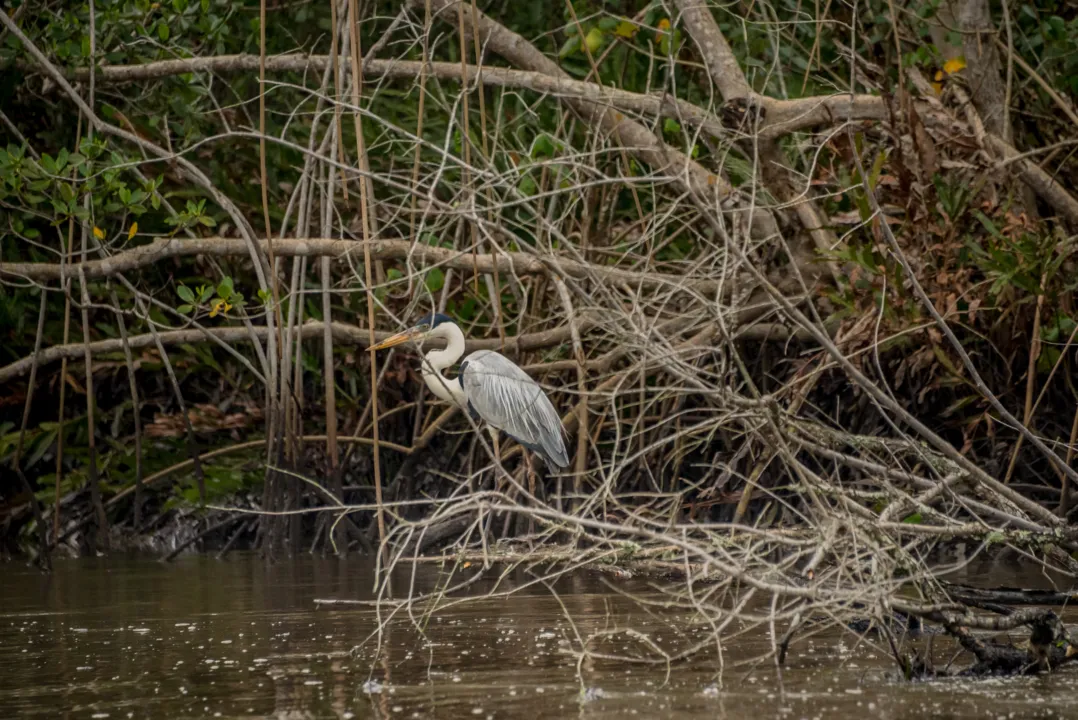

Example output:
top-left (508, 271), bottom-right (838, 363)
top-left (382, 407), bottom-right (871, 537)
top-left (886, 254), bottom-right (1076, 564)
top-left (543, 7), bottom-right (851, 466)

top-left (461, 350), bottom-right (569, 468)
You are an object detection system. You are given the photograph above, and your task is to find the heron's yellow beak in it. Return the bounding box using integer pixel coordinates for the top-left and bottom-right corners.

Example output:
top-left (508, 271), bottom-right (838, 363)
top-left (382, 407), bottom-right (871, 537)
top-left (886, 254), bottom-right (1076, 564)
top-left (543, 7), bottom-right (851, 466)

top-left (370, 328), bottom-right (423, 351)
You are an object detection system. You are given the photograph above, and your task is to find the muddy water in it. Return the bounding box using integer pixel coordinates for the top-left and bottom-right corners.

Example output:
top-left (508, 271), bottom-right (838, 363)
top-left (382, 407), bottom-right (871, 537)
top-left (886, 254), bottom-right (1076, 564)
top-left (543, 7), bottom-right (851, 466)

top-left (0, 553), bottom-right (1076, 719)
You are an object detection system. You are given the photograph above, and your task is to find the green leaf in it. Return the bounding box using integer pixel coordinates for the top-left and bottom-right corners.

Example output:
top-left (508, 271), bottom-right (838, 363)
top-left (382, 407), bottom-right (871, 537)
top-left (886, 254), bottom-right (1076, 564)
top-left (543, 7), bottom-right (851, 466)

top-left (942, 394), bottom-right (978, 417)
top-left (1059, 316), bottom-right (1077, 337)
top-left (217, 276), bottom-right (234, 300)
top-left (931, 345), bottom-right (960, 376)
top-left (177, 285), bottom-right (196, 303)
top-left (902, 513), bottom-right (923, 524)
top-left (178, 304), bottom-right (193, 314)
top-left (531, 134), bottom-right (556, 159)
top-left (1038, 346), bottom-right (1062, 374)
top-left (517, 174), bottom-right (538, 196)
top-left (27, 428), bottom-right (58, 467)
top-left (972, 210), bottom-right (1003, 240)
top-left (584, 27), bottom-right (604, 54)
top-left (158, 21), bottom-right (170, 41)
top-left (663, 118), bottom-right (681, 134)
top-left (198, 215), bottom-right (216, 227)
top-left (424, 267), bottom-right (445, 293)
top-left (558, 34), bottom-right (581, 59)
top-left (868, 150), bottom-right (887, 190)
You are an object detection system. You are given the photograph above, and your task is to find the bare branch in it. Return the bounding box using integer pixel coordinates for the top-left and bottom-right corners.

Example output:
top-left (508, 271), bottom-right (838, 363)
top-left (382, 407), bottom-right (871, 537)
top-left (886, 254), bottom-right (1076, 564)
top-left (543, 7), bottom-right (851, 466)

top-left (0, 317), bottom-right (597, 385)
top-left (0, 236), bottom-right (748, 296)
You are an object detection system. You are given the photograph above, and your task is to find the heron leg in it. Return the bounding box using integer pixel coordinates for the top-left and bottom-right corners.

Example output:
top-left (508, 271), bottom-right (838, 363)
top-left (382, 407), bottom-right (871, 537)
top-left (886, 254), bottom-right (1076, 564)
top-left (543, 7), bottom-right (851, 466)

top-left (487, 425), bottom-right (501, 463)
top-left (487, 425), bottom-right (504, 492)
top-left (525, 451), bottom-right (537, 537)
top-left (482, 425), bottom-right (513, 539)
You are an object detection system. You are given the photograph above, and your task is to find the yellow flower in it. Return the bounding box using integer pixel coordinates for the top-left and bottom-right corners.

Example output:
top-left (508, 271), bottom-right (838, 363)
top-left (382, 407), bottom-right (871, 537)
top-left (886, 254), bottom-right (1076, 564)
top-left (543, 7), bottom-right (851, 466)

top-left (92, 226), bottom-right (104, 240)
top-left (210, 299), bottom-right (231, 318)
top-left (942, 57), bottom-right (966, 75)
top-left (128, 222), bottom-right (138, 240)
top-left (656, 17), bottom-right (671, 39)
top-left (932, 74), bottom-right (944, 96)
top-left (933, 57), bottom-right (967, 95)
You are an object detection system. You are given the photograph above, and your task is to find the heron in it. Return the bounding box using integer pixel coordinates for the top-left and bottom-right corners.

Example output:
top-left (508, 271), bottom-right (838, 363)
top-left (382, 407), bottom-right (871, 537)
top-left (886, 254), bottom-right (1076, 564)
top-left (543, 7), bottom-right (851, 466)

top-left (369, 313), bottom-right (570, 471)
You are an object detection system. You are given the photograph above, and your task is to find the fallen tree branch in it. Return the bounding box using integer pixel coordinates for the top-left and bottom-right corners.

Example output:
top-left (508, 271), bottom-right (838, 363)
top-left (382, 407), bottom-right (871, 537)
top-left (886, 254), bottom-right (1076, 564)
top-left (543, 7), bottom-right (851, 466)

top-left (940, 582), bottom-right (1078, 608)
top-left (0, 317), bottom-right (593, 385)
top-left (0, 235), bottom-right (746, 296)
top-left (48, 53), bottom-right (877, 142)
top-left (987, 135), bottom-right (1078, 227)
top-left (59, 55), bottom-right (737, 139)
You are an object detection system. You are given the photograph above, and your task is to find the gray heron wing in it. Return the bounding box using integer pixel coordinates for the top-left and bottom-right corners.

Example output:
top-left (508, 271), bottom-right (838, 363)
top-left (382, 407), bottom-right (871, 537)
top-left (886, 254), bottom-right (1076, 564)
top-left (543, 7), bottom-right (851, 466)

top-left (460, 350), bottom-right (569, 469)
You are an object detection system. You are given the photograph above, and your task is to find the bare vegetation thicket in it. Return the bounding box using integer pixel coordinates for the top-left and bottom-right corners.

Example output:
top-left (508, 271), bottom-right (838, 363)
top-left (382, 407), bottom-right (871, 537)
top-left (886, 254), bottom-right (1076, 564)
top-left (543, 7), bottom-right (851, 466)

top-left (3, 0), bottom-right (1078, 678)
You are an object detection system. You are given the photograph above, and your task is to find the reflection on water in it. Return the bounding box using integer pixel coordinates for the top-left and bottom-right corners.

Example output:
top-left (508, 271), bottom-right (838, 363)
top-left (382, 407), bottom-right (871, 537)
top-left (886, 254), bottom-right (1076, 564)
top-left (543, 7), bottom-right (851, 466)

top-left (0, 553), bottom-right (1075, 719)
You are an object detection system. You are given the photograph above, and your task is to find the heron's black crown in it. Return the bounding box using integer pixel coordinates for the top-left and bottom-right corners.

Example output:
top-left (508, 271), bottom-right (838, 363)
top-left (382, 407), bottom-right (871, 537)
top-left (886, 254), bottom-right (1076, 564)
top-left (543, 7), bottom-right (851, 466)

top-left (414, 312), bottom-right (453, 329)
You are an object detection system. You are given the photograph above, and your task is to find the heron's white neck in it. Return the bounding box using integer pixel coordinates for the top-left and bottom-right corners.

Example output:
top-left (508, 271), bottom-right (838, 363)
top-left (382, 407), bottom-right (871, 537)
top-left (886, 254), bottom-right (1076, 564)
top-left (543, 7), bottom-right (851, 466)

top-left (420, 322), bottom-right (467, 407)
